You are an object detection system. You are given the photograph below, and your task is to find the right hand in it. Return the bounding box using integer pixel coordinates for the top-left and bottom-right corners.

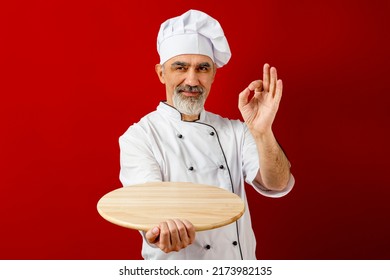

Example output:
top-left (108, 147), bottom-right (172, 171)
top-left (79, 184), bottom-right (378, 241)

top-left (238, 63), bottom-right (283, 137)
top-left (145, 219), bottom-right (196, 253)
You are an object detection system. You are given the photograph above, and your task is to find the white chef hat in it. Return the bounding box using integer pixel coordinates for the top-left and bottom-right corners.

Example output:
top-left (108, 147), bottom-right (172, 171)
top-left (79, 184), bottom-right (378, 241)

top-left (157, 9), bottom-right (231, 68)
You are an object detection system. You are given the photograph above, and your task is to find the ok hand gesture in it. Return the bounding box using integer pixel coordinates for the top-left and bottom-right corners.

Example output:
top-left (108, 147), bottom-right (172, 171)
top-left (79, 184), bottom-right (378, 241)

top-left (238, 63), bottom-right (283, 137)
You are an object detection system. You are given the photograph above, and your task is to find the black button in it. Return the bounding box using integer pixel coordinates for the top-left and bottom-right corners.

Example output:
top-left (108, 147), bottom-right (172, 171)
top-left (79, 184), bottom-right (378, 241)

top-left (178, 134), bottom-right (183, 139)
top-left (188, 166), bottom-right (194, 171)
top-left (210, 132), bottom-right (215, 136)
top-left (219, 165), bottom-right (224, 169)
top-left (205, 244), bottom-right (211, 250)
top-left (232, 241), bottom-right (238, 246)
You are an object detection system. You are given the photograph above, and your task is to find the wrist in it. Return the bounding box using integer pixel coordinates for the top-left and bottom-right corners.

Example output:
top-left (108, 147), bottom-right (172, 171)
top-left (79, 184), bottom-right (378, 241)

top-left (250, 128), bottom-right (274, 142)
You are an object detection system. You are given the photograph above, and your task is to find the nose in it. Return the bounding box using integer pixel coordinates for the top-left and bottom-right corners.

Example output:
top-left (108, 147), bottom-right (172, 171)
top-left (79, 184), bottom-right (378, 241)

top-left (184, 69), bottom-right (200, 86)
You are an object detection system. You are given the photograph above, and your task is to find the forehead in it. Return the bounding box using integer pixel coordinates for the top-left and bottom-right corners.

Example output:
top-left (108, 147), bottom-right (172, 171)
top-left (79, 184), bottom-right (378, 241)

top-left (165, 54), bottom-right (214, 66)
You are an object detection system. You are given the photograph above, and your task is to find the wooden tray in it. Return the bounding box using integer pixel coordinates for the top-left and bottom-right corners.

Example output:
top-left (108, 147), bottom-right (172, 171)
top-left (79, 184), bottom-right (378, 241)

top-left (97, 182), bottom-right (245, 232)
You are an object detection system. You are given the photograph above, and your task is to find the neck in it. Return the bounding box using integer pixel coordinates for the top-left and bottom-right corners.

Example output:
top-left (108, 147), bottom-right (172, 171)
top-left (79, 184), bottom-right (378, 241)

top-left (181, 113), bottom-right (199, 122)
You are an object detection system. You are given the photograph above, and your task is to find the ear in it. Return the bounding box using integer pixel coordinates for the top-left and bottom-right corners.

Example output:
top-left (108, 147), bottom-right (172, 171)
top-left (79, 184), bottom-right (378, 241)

top-left (155, 64), bottom-right (165, 84)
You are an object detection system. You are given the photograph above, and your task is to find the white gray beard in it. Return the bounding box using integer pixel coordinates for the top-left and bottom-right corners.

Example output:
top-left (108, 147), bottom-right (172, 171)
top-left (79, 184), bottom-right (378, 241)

top-left (173, 92), bottom-right (206, 116)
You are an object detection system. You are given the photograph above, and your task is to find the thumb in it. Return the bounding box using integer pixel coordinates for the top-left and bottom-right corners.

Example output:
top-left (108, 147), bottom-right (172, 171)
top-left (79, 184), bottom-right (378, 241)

top-left (238, 87), bottom-right (251, 110)
top-left (239, 80), bottom-right (263, 110)
top-left (145, 226), bottom-right (160, 244)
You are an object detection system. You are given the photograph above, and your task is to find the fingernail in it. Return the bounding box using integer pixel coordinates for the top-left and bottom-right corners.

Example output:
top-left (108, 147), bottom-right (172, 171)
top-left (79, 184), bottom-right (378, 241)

top-left (152, 227), bottom-right (159, 235)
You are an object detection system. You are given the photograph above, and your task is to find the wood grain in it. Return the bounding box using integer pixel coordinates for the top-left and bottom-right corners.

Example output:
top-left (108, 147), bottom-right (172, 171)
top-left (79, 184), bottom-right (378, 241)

top-left (97, 182), bottom-right (245, 232)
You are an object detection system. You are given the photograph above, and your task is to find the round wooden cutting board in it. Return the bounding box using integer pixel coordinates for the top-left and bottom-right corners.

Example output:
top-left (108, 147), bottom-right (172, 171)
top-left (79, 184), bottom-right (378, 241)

top-left (97, 182), bottom-right (245, 232)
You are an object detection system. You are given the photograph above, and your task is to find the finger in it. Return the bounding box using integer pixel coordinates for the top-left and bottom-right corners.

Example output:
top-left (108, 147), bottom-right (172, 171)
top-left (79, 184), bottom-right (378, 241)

top-left (145, 226), bottom-right (160, 244)
top-left (239, 80), bottom-right (262, 109)
top-left (182, 219), bottom-right (196, 244)
top-left (269, 67), bottom-right (278, 97)
top-left (263, 63), bottom-right (270, 92)
top-left (173, 219), bottom-right (190, 247)
top-left (158, 221), bottom-right (171, 253)
top-left (247, 80), bottom-right (262, 91)
top-left (274, 79), bottom-right (283, 108)
top-left (238, 87), bottom-right (251, 110)
top-left (166, 219), bottom-right (181, 251)
top-left (253, 80), bottom-right (263, 99)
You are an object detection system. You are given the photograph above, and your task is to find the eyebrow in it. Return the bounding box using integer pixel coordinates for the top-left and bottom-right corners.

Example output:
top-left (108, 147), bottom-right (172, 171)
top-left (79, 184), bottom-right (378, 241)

top-left (171, 61), bottom-right (190, 67)
top-left (170, 61), bottom-right (212, 68)
top-left (198, 62), bottom-right (211, 68)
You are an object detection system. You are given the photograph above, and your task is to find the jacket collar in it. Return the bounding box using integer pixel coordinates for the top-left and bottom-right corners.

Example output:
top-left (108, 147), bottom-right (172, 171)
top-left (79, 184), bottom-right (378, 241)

top-left (157, 101), bottom-right (206, 122)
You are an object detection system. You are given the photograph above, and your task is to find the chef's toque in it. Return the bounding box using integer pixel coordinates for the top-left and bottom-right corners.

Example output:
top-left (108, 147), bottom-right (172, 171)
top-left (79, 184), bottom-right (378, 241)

top-left (157, 9), bottom-right (231, 68)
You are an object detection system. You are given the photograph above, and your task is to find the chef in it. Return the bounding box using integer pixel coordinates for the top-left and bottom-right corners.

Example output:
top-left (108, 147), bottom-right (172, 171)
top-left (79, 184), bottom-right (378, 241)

top-left (119, 9), bottom-right (294, 260)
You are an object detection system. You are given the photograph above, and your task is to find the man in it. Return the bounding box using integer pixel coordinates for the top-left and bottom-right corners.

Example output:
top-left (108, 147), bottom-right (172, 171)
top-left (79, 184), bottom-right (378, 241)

top-left (119, 9), bottom-right (294, 260)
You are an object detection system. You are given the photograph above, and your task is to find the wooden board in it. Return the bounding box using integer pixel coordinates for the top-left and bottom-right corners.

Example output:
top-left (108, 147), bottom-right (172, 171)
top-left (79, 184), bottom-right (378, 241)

top-left (97, 182), bottom-right (245, 232)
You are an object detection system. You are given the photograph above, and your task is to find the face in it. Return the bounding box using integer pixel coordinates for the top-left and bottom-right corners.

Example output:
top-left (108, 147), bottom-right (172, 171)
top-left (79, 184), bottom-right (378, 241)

top-left (155, 54), bottom-right (216, 116)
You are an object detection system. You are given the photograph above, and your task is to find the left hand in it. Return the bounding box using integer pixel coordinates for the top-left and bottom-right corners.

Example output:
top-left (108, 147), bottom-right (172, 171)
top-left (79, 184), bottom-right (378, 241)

top-left (238, 63), bottom-right (283, 136)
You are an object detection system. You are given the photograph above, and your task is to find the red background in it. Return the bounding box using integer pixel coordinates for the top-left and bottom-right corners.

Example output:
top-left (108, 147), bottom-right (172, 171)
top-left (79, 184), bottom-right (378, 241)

top-left (1, 0), bottom-right (389, 259)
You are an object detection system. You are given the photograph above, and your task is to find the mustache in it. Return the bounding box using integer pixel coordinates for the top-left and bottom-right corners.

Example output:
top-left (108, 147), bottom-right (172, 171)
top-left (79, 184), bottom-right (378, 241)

top-left (175, 85), bottom-right (204, 94)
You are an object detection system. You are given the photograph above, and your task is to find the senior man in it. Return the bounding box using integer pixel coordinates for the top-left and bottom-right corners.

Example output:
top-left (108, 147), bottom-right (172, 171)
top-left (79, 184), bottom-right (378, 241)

top-left (119, 9), bottom-right (294, 260)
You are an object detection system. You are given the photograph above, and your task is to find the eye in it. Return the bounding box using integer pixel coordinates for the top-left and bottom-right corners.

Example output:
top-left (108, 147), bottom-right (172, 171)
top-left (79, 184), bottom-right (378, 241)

top-left (197, 64), bottom-right (211, 72)
top-left (174, 66), bottom-right (187, 71)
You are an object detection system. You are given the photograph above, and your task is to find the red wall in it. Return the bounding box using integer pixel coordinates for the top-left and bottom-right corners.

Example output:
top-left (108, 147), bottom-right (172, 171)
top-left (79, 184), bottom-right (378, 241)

top-left (1, 0), bottom-right (389, 259)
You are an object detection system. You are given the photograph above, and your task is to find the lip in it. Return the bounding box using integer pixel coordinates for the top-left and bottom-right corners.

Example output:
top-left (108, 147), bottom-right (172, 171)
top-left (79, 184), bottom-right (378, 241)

top-left (181, 91), bottom-right (200, 97)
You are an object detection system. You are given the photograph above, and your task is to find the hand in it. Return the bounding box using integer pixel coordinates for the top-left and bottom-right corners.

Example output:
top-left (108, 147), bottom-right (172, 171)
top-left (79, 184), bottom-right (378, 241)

top-left (145, 219), bottom-right (195, 253)
top-left (238, 63), bottom-right (283, 137)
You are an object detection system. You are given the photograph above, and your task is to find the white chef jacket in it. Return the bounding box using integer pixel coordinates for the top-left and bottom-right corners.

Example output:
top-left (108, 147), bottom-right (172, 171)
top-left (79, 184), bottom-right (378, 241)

top-left (119, 102), bottom-right (294, 260)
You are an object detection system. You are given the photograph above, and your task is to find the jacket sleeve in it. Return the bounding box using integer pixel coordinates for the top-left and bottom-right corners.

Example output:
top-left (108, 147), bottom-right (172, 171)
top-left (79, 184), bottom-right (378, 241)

top-left (119, 124), bottom-right (162, 187)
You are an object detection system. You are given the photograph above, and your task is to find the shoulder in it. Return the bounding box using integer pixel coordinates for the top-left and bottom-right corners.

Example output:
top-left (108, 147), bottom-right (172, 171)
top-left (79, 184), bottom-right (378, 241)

top-left (120, 110), bottom-right (160, 141)
top-left (203, 111), bottom-right (245, 132)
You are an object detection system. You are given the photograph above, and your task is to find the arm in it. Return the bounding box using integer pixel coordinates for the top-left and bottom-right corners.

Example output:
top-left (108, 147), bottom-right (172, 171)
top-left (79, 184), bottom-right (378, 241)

top-left (119, 126), bottom-right (162, 186)
top-left (119, 126), bottom-right (196, 253)
top-left (238, 63), bottom-right (291, 191)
